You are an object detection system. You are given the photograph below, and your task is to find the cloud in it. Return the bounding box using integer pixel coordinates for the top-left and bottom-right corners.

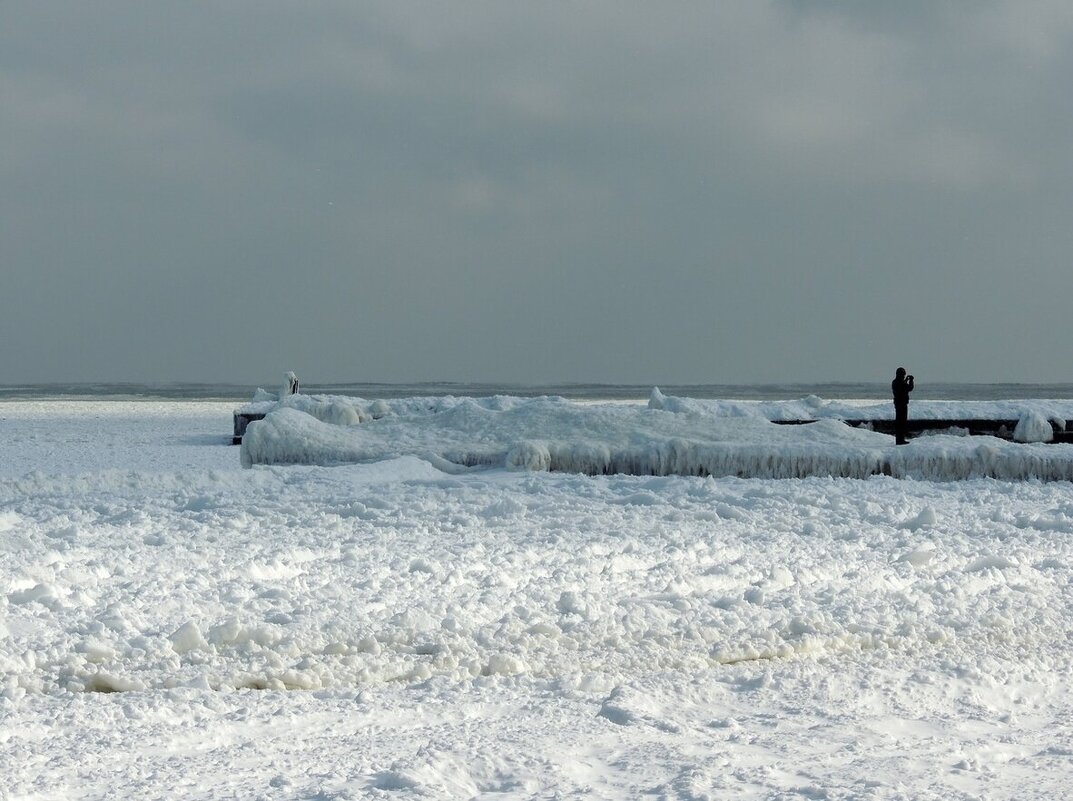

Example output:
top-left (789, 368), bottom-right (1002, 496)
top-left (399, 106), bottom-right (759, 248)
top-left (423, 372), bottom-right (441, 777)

top-left (1, 1), bottom-right (1071, 383)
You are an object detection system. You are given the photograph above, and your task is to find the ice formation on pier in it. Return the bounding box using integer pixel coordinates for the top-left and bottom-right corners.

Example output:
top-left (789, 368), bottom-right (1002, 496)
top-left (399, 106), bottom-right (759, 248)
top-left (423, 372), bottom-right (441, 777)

top-left (240, 391), bottom-right (1073, 481)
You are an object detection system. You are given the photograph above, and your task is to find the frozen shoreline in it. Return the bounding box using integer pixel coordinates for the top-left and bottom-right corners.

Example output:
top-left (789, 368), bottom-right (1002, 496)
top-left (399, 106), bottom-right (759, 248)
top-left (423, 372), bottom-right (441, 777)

top-left (2, 400), bottom-right (1072, 798)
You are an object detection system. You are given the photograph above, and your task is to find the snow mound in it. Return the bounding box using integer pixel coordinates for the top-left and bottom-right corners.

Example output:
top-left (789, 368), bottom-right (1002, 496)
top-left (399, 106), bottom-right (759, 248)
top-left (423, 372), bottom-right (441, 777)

top-left (1013, 411), bottom-right (1054, 443)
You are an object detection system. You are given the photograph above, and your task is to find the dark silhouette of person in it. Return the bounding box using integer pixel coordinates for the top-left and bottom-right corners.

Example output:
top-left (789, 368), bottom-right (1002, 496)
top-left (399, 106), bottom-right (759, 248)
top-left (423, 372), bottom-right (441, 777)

top-left (892, 367), bottom-right (914, 445)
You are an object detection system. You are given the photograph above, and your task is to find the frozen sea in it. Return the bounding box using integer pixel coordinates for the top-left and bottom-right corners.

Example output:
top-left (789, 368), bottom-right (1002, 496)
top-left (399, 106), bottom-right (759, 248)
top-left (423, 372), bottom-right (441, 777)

top-left (6, 380), bottom-right (1073, 402)
top-left (2, 385), bottom-right (1073, 799)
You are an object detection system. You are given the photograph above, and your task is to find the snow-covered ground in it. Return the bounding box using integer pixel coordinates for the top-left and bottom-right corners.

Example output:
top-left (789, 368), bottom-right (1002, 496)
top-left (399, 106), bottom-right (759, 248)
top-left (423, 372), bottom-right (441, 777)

top-left (3, 400), bottom-right (1073, 799)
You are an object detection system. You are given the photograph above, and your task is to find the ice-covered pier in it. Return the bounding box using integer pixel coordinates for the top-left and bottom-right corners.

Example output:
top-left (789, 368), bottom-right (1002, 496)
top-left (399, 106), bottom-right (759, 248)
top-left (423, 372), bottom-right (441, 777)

top-left (234, 389), bottom-right (1073, 481)
top-left (232, 410), bottom-right (266, 444)
top-left (773, 416), bottom-right (1073, 442)
top-left (233, 372), bottom-right (297, 443)
top-left (234, 410), bottom-right (1073, 445)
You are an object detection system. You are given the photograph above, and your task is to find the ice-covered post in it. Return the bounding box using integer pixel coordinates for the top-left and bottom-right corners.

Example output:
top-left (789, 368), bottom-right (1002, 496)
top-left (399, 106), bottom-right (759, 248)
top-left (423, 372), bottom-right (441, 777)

top-left (282, 372), bottom-right (299, 397)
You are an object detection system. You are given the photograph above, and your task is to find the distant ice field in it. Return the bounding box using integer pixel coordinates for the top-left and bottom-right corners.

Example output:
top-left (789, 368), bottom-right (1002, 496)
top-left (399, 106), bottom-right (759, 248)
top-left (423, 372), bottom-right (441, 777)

top-left (0, 401), bottom-right (236, 478)
top-left (6, 380), bottom-right (1073, 402)
top-left (2, 400), bottom-right (1073, 798)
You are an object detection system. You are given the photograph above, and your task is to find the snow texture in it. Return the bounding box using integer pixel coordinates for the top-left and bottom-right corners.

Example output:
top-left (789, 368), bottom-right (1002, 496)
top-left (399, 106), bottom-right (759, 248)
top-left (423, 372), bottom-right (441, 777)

top-left (3, 400), bottom-right (1073, 799)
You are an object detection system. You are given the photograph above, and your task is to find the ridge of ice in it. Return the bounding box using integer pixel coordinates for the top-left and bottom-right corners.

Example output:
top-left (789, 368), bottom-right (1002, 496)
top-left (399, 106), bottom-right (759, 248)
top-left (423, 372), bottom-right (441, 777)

top-left (240, 393), bottom-right (1073, 481)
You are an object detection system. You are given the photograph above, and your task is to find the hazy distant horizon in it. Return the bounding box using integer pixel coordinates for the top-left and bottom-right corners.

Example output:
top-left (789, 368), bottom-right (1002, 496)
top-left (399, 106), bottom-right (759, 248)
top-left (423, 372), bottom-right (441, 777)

top-left (6, 379), bottom-right (1073, 403)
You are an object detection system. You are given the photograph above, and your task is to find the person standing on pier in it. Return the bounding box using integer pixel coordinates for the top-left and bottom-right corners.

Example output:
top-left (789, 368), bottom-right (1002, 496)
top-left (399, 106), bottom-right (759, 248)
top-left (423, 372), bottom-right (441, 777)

top-left (892, 367), bottom-right (915, 445)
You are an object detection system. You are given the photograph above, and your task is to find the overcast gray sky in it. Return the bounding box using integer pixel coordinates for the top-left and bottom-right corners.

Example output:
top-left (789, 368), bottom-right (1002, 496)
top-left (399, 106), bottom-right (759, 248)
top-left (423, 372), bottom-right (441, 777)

top-left (3, 1), bottom-right (1071, 386)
